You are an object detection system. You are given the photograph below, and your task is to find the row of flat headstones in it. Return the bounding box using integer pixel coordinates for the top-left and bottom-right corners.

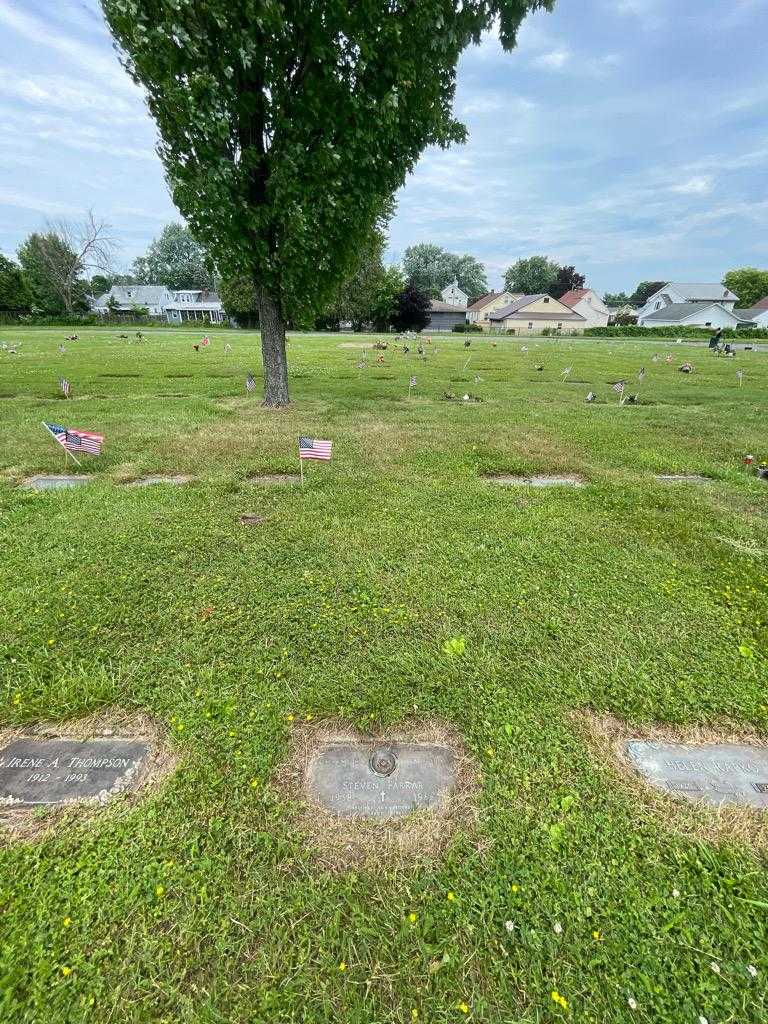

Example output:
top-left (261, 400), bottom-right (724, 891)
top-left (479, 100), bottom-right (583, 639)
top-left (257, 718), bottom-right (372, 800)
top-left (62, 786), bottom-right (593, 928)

top-left (24, 473), bottom-right (713, 491)
top-left (2, 736), bottom-right (767, 818)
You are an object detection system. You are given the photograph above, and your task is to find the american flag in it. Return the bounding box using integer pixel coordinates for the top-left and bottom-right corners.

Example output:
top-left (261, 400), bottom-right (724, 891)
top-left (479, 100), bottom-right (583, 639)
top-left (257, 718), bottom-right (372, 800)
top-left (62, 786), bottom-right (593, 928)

top-left (59, 378), bottom-right (70, 397)
top-left (58, 344), bottom-right (66, 354)
top-left (246, 373), bottom-right (256, 392)
top-left (224, 343), bottom-right (232, 354)
top-left (299, 436), bottom-right (332, 461)
top-left (612, 380), bottom-right (626, 394)
top-left (201, 336), bottom-right (210, 347)
top-left (44, 422), bottom-right (104, 455)
top-left (409, 375), bottom-right (417, 388)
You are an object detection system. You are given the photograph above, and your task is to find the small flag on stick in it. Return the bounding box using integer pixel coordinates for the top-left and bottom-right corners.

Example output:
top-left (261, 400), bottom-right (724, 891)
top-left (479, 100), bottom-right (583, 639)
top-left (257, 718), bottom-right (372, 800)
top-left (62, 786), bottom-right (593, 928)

top-left (298, 436), bottom-right (332, 485)
top-left (224, 343), bottom-right (232, 354)
top-left (612, 380), bottom-right (626, 404)
top-left (58, 344), bottom-right (66, 355)
top-left (737, 369), bottom-right (743, 387)
top-left (43, 421), bottom-right (103, 465)
top-left (245, 372), bottom-right (256, 393)
top-left (409, 375), bottom-right (417, 396)
top-left (561, 366), bottom-right (572, 380)
top-left (59, 377), bottom-right (70, 398)
top-left (201, 336), bottom-right (210, 347)
top-left (638, 367), bottom-right (646, 383)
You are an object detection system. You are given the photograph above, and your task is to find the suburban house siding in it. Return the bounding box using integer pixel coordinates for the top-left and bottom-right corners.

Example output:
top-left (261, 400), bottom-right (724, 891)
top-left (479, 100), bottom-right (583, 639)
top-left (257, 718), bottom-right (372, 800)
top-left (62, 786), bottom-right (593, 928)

top-left (559, 288), bottom-right (610, 327)
top-left (489, 294), bottom-right (586, 334)
top-left (467, 291), bottom-right (520, 327)
top-left (426, 300), bottom-right (468, 331)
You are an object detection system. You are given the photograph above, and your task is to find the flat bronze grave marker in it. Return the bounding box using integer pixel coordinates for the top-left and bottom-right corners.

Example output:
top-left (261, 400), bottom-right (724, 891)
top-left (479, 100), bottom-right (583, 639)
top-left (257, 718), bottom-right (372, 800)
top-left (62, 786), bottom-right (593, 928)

top-left (627, 741), bottom-right (768, 809)
top-left (655, 474), bottom-right (710, 484)
top-left (127, 475), bottom-right (194, 487)
top-left (308, 742), bottom-right (456, 819)
top-left (246, 474), bottom-right (301, 486)
top-left (24, 475), bottom-right (92, 491)
top-left (0, 738), bottom-right (150, 806)
top-left (487, 474), bottom-right (585, 488)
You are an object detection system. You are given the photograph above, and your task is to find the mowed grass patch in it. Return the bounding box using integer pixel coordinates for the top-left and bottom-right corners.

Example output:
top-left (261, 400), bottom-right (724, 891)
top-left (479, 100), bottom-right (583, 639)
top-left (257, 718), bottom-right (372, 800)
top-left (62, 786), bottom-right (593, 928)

top-left (0, 327), bottom-right (767, 1024)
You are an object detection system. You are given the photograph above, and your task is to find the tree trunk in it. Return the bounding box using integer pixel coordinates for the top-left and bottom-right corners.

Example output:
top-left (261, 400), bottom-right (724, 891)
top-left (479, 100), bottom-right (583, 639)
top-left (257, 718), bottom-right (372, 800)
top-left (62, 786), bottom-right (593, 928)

top-left (257, 286), bottom-right (290, 407)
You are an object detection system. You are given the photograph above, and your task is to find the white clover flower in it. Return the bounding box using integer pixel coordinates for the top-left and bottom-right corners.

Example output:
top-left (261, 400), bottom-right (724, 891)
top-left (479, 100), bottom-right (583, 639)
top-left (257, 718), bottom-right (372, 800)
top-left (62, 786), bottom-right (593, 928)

top-left (698, 1016), bottom-right (708, 1024)
top-left (628, 996), bottom-right (637, 1010)
top-left (504, 920), bottom-right (515, 934)
top-left (672, 888), bottom-right (681, 898)
top-left (710, 962), bottom-right (721, 975)
top-left (747, 964), bottom-right (758, 978)
top-left (553, 922), bottom-right (563, 935)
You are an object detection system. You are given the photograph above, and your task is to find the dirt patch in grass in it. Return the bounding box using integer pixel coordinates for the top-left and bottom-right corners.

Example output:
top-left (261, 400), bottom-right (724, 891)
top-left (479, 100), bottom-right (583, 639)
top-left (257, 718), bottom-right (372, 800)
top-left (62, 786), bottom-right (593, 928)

top-left (573, 711), bottom-right (768, 852)
top-left (238, 513), bottom-right (266, 526)
top-left (338, 342), bottom-right (372, 349)
top-left (273, 719), bottom-right (480, 872)
top-left (0, 709), bottom-right (176, 845)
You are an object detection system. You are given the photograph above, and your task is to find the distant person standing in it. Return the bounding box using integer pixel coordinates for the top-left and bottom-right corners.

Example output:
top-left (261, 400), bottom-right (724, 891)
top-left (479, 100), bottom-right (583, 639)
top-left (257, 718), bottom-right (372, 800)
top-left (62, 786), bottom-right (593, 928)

top-left (708, 327), bottom-right (723, 352)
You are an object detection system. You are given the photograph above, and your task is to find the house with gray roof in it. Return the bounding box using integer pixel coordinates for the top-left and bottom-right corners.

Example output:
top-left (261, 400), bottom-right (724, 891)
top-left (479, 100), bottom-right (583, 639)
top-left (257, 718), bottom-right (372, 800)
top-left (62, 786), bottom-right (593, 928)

top-left (640, 302), bottom-right (754, 329)
top-left (636, 282), bottom-right (740, 326)
top-left (488, 294), bottom-right (586, 334)
top-left (425, 299), bottom-right (468, 332)
top-left (92, 285), bottom-right (225, 323)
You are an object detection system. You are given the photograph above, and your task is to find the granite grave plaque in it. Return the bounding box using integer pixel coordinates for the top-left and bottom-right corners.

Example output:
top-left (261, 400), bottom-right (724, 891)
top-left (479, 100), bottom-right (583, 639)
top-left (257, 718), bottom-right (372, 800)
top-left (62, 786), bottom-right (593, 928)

top-left (24, 475), bottom-right (91, 491)
top-left (0, 738), bottom-right (150, 806)
top-left (127, 475), bottom-right (193, 487)
top-left (627, 741), bottom-right (768, 809)
top-left (308, 742), bottom-right (456, 819)
top-left (655, 474), bottom-right (710, 484)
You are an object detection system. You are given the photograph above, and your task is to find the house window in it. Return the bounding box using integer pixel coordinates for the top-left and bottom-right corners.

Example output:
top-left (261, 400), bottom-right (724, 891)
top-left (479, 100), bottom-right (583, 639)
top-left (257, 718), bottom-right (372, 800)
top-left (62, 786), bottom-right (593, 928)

top-left (655, 302), bottom-right (661, 310)
top-left (705, 322), bottom-right (712, 327)
top-left (557, 323), bottom-right (562, 329)
top-left (528, 322), bottom-right (533, 329)
top-left (543, 297), bottom-right (550, 303)
top-left (126, 290), bottom-right (133, 298)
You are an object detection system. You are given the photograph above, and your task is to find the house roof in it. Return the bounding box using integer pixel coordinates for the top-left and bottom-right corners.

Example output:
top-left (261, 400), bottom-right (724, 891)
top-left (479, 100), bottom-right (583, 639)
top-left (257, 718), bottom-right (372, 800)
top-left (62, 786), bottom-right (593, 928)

top-left (558, 289), bottom-right (590, 307)
top-left (665, 283), bottom-right (739, 302)
top-left (642, 302), bottom-right (746, 323)
top-left (467, 291), bottom-right (505, 312)
top-left (488, 294), bottom-right (584, 321)
top-left (754, 296), bottom-right (768, 309)
top-left (733, 307), bottom-right (767, 321)
top-left (429, 300), bottom-right (467, 312)
top-left (489, 294), bottom-right (544, 320)
top-left (94, 285), bottom-right (170, 307)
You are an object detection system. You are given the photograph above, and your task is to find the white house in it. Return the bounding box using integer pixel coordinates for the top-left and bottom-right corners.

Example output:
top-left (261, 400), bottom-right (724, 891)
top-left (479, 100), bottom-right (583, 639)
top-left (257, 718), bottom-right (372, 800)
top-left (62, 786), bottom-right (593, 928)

top-left (734, 296), bottom-right (768, 328)
top-left (440, 280), bottom-right (468, 307)
top-left (636, 282), bottom-right (739, 324)
top-left (92, 284), bottom-right (225, 323)
top-left (639, 302), bottom-right (753, 330)
top-left (466, 291), bottom-right (519, 327)
top-left (558, 288), bottom-right (610, 328)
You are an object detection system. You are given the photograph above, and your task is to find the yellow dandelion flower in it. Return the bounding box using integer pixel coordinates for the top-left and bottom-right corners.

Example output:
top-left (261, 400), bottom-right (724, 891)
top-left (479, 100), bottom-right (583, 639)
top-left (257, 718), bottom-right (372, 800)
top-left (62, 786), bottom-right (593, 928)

top-left (155, 885), bottom-right (165, 897)
top-left (592, 930), bottom-right (601, 941)
top-left (457, 1002), bottom-right (469, 1014)
top-left (63, 917), bottom-right (72, 928)
top-left (447, 891), bottom-right (456, 901)
top-left (408, 912), bottom-right (417, 923)
top-left (287, 714), bottom-right (294, 722)
top-left (61, 966), bottom-right (72, 976)
top-left (250, 779), bottom-right (259, 788)
top-left (411, 1010), bottom-right (418, 1020)
top-left (306, 714), bottom-right (313, 721)
top-left (511, 884), bottom-right (519, 893)
top-left (338, 962), bottom-right (347, 971)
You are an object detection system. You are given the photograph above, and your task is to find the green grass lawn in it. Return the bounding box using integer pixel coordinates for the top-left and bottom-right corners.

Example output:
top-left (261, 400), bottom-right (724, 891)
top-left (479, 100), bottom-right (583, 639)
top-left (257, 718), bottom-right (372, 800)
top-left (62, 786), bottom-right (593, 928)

top-left (1, 326), bottom-right (766, 1024)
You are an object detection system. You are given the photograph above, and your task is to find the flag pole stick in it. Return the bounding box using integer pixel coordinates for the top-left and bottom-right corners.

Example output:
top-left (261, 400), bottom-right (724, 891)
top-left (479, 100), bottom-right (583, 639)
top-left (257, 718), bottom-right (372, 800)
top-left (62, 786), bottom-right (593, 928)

top-left (299, 439), bottom-right (304, 486)
top-left (41, 421), bottom-right (82, 466)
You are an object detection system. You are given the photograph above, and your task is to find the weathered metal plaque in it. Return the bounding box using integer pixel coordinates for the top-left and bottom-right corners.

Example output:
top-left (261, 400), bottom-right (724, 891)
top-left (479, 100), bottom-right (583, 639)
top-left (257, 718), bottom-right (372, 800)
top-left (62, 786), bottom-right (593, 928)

top-left (655, 474), bottom-right (710, 483)
top-left (127, 475), bottom-right (193, 487)
top-left (0, 738), bottom-right (149, 806)
top-left (488, 474), bottom-right (584, 488)
top-left (24, 475), bottom-right (91, 491)
top-left (308, 742), bottom-right (456, 818)
top-left (627, 741), bottom-right (768, 808)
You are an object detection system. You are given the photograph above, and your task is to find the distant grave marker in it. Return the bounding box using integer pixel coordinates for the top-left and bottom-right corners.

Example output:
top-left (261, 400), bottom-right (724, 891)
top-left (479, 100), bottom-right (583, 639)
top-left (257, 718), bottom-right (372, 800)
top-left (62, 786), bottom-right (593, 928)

top-left (655, 474), bottom-right (711, 484)
top-left (0, 737), bottom-right (150, 806)
top-left (23, 475), bottom-right (91, 491)
top-left (307, 741), bottom-right (457, 819)
top-left (238, 513), bottom-right (265, 526)
top-left (486, 474), bottom-right (585, 488)
top-left (127, 475), bottom-right (194, 487)
top-left (627, 741), bottom-right (768, 809)
top-left (246, 473), bottom-right (301, 486)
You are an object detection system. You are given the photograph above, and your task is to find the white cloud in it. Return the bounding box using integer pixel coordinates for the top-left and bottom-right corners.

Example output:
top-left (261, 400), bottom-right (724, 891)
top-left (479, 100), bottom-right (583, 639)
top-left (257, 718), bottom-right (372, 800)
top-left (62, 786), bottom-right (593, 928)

top-left (671, 175), bottom-right (714, 195)
top-left (0, 187), bottom-right (85, 218)
top-left (533, 48), bottom-right (571, 71)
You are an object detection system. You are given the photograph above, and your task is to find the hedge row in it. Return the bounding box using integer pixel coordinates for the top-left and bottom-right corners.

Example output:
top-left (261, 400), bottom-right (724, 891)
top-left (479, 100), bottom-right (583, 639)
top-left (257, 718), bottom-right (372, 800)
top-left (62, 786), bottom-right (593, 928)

top-left (0, 313), bottom-right (230, 328)
top-left (585, 324), bottom-right (768, 340)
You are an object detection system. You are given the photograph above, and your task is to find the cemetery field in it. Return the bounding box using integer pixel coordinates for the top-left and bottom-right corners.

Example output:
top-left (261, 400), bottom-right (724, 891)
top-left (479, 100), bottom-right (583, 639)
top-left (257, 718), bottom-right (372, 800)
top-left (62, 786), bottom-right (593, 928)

top-left (2, 326), bottom-right (768, 1024)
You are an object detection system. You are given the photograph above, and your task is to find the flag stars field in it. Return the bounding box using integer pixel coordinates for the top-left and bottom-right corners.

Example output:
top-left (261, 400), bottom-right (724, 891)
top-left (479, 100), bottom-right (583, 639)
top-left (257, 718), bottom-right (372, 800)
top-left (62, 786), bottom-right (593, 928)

top-left (0, 326), bottom-right (766, 1024)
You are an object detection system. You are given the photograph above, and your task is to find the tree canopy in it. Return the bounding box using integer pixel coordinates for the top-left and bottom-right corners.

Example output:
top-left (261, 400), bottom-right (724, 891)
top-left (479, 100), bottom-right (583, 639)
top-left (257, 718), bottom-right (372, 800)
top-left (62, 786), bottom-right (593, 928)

top-left (629, 281), bottom-right (666, 307)
top-left (603, 291), bottom-right (631, 307)
top-left (403, 244), bottom-right (488, 301)
top-left (17, 233), bottom-right (89, 314)
top-left (392, 282), bottom-right (432, 333)
top-left (132, 223), bottom-right (213, 291)
top-left (503, 255), bottom-right (561, 295)
top-left (101, 0), bottom-right (553, 405)
top-left (0, 255), bottom-right (29, 311)
top-left (551, 265), bottom-right (585, 300)
top-left (723, 267), bottom-right (768, 308)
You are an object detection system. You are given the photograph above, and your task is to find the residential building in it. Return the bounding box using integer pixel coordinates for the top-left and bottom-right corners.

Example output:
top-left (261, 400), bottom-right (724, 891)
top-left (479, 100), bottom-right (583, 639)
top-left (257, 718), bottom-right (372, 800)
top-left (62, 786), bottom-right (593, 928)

top-left (733, 297), bottom-right (768, 328)
top-left (639, 303), bottom-right (753, 329)
top-left (636, 283), bottom-right (739, 324)
top-left (440, 280), bottom-right (469, 307)
top-left (488, 294), bottom-right (586, 334)
top-left (163, 289), bottom-right (226, 324)
top-left (558, 288), bottom-right (610, 328)
top-left (466, 291), bottom-right (520, 328)
top-left (92, 284), bottom-right (225, 323)
top-left (425, 300), bottom-right (468, 332)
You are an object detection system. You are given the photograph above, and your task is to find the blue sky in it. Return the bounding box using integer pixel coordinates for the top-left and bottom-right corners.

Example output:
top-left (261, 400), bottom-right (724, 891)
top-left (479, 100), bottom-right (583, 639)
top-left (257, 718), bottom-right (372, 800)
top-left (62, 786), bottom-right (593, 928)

top-left (0, 0), bottom-right (767, 295)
